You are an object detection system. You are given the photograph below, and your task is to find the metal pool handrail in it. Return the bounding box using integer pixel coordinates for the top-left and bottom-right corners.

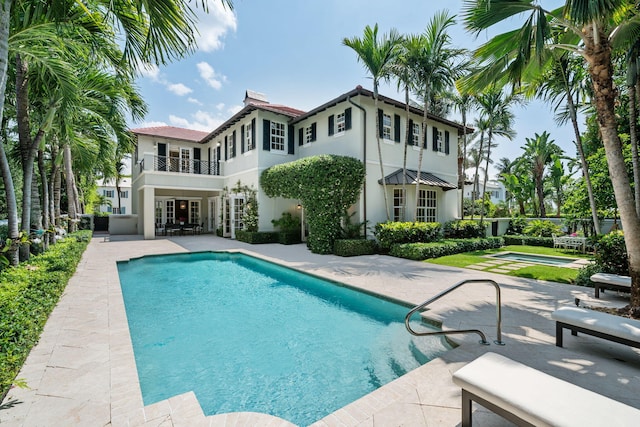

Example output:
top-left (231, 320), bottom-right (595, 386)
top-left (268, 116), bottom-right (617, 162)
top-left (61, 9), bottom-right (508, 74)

top-left (404, 279), bottom-right (504, 345)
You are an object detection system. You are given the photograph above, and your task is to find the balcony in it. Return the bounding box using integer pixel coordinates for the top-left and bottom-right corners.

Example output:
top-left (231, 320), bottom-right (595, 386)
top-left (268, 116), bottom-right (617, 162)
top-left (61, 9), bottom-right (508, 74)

top-left (137, 154), bottom-right (225, 190)
top-left (144, 155), bottom-right (221, 175)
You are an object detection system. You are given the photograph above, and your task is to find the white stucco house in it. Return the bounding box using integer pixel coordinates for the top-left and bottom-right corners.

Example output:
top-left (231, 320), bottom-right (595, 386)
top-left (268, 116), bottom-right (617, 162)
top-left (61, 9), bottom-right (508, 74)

top-left (96, 177), bottom-right (132, 214)
top-left (130, 87), bottom-right (470, 240)
top-left (463, 179), bottom-right (507, 204)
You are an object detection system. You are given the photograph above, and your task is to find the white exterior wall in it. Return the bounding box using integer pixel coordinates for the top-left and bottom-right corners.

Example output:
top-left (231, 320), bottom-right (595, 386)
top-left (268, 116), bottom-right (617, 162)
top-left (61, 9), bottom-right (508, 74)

top-left (96, 178), bottom-right (132, 215)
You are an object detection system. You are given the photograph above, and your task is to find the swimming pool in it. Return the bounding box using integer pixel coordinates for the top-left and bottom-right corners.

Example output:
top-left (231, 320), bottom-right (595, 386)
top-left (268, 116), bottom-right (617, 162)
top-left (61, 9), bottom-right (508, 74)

top-left (490, 252), bottom-right (578, 266)
top-left (117, 252), bottom-right (449, 426)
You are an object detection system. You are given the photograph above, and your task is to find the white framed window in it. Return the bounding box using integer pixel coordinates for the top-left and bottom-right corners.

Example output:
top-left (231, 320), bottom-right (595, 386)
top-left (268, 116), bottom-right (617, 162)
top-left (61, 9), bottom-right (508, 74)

top-left (120, 190), bottom-right (129, 199)
top-left (112, 207), bottom-right (125, 214)
top-left (412, 123), bottom-right (421, 146)
top-left (233, 197), bottom-right (245, 232)
top-left (393, 188), bottom-right (405, 222)
top-left (305, 125), bottom-right (313, 144)
top-left (417, 190), bottom-right (437, 222)
top-left (166, 200), bottom-right (175, 223)
top-left (336, 112), bottom-right (346, 133)
top-left (383, 113), bottom-right (392, 140)
top-left (227, 134), bottom-right (235, 159)
top-left (189, 200), bottom-right (200, 224)
top-left (155, 200), bottom-right (164, 224)
top-left (245, 122), bottom-right (254, 151)
top-left (104, 189), bottom-right (114, 198)
top-left (271, 121), bottom-right (286, 151)
top-left (436, 129), bottom-right (444, 152)
top-left (180, 147), bottom-right (191, 172)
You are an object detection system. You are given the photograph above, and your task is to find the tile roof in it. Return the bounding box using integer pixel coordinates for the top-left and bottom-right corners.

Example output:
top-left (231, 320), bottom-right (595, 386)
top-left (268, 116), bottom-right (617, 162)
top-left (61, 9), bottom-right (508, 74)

top-left (130, 126), bottom-right (209, 142)
top-left (379, 169), bottom-right (457, 191)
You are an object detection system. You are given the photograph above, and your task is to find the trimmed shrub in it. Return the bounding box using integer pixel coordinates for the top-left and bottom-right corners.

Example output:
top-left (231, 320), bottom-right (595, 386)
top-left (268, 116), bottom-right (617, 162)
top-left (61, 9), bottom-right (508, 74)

top-left (502, 235), bottom-right (553, 247)
top-left (1, 230), bottom-right (91, 400)
top-left (443, 220), bottom-right (486, 238)
top-left (522, 219), bottom-right (561, 237)
top-left (278, 231), bottom-right (302, 245)
top-left (374, 222), bottom-right (442, 251)
top-left (593, 231), bottom-right (628, 275)
top-left (334, 239), bottom-right (377, 257)
top-left (235, 230), bottom-right (279, 244)
top-left (389, 237), bottom-right (504, 261)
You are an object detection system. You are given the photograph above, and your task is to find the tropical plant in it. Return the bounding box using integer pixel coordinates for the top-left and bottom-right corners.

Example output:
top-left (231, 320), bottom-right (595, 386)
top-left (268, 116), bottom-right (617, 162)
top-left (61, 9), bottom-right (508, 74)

top-left (461, 0), bottom-right (640, 307)
top-left (343, 24), bottom-right (402, 221)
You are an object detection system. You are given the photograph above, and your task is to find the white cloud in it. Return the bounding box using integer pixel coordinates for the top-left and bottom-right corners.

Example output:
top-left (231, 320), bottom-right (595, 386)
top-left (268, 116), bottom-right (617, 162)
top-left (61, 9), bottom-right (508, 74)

top-left (228, 104), bottom-right (243, 115)
top-left (216, 102), bottom-right (225, 111)
top-left (188, 97), bottom-right (203, 106)
top-left (167, 83), bottom-right (193, 96)
top-left (137, 120), bottom-right (168, 128)
top-left (138, 63), bottom-right (160, 81)
top-left (194, 1), bottom-right (237, 52)
top-left (169, 111), bottom-right (225, 132)
top-left (197, 62), bottom-right (227, 90)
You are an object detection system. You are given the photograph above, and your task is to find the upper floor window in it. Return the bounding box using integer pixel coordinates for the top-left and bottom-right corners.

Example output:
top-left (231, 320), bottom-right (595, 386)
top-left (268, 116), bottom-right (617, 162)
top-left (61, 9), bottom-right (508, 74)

top-left (328, 108), bottom-right (351, 136)
top-left (245, 122), bottom-right (254, 151)
top-left (104, 189), bottom-right (114, 198)
top-left (432, 127), bottom-right (450, 154)
top-left (120, 190), bottom-right (129, 199)
top-left (412, 123), bottom-right (421, 146)
top-left (382, 113), bottom-right (392, 140)
top-left (336, 112), bottom-right (346, 133)
top-left (305, 125), bottom-right (313, 144)
top-left (227, 134), bottom-right (235, 159)
top-left (271, 121), bottom-right (286, 151)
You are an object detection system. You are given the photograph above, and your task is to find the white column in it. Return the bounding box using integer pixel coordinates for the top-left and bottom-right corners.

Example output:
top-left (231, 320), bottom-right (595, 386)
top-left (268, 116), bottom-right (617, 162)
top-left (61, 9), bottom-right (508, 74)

top-left (143, 186), bottom-right (155, 239)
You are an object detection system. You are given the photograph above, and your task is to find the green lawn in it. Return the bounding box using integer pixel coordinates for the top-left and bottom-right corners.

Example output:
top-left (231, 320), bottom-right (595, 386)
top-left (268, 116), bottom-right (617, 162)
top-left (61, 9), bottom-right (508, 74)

top-left (425, 245), bottom-right (593, 284)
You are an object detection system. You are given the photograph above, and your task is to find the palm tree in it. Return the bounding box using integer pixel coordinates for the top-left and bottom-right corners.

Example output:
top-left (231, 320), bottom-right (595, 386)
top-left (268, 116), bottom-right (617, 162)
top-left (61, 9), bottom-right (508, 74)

top-left (516, 132), bottom-right (563, 218)
top-left (475, 88), bottom-right (517, 222)
top-left (449, 87), bottom-right (475, 219)
top-left (406, 10), bottom-right (465, 220)
top-left (343, 24), bottom-right (402, 221)
top-left (462, 0), bottom-right (640, 308)
top-left (469, 116), bottom-right (488, 218)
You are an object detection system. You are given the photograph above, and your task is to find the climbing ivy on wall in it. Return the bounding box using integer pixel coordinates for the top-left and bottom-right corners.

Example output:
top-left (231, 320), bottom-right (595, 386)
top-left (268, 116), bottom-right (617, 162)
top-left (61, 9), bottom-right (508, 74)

top-left (260, 155), bottom-right (365, 254)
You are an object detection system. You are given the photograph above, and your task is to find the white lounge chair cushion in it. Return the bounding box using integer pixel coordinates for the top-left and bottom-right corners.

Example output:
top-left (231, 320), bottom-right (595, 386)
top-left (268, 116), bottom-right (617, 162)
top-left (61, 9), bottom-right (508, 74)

top-left (551, 306), bottom-right (640, 343)
top-left (452, 352), bottom-right (640, 427)
top-left (590, 273), bottom-right (631, 287)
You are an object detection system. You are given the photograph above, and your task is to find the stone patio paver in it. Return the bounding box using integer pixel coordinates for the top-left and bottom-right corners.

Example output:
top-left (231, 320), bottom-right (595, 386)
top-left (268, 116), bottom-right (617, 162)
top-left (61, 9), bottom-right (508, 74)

top-left (1, 235), bottom-right (639, 426)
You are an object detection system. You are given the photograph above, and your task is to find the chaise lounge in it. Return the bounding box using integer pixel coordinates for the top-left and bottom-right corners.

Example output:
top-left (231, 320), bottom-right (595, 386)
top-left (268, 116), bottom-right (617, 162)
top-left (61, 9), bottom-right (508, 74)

top-left (590, 272), bottom-right (631, 298)
top-left (452, 352), bottom-right (640, 427)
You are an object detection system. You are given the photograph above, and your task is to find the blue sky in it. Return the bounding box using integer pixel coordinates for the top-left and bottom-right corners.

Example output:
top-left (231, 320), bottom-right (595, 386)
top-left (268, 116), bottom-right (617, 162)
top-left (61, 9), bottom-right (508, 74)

top-left (136, 0), bottom-right (573, 178)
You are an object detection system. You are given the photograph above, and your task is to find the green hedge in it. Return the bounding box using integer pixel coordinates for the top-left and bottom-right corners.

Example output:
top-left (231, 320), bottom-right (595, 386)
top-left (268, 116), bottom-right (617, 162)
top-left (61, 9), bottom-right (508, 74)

top-left (443, 220), bottom-right (486, 238)
top-left (334, 239), bottom-right (377, 257)
top-left (278, 231), bottom-right (302, 245)
top-left (374, 222), bottom-right (442, 251)
top-left (235, 230), bottom-right (279, 244)
top-left (390, 237), bottom-right (504, 261)
top-left (502, 234), bottom-right (553, 247)
top-left (1, 230), bottom-right (91, 400)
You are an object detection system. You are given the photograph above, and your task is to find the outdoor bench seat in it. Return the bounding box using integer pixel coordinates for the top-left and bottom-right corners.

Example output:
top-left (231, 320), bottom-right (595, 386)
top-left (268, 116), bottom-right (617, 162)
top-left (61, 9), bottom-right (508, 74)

top-left (452, 352), bottom-right (640, 427)
top-left (590, 272), bottom-right (631, 298)
top-left (551, 306), bottom-right (640, 349)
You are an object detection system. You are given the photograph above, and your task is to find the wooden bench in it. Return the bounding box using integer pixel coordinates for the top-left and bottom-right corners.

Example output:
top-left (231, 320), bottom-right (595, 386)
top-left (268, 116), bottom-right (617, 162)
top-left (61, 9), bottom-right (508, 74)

top-left (590, 272), bottom-right (631, 298)
top-left (452, 352), bottom-right (640, 427)
top-left (551, 306), bottom-right (640, 349)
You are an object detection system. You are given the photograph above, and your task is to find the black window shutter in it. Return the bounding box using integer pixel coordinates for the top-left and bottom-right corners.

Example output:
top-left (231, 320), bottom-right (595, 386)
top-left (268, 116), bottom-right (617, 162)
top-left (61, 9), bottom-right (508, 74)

top-left (251, 118), bottom-right (256, 147)
top-left (232, 130), bottom-right (237, 157)
top-left (216, 146), bottom-right (221, 173)
top-left (241, 125), bottom-right (245, 153)
top-left (299, 127), bottom-right (304, 146)
top-left (432, 127), bottom-right (438, 151)
top-left (328, 115), bottom-right (335, 136)
top-left (194, 147), bottom-right (201, 174)
top-left (408, 119), bottom-right (414, 145)
top-left (224, 135), bottom-right (228, 160)
top-left (263, 119), bottom-right (271, 151)
top-left (157, 143), bottom-right (166, 171)
top-left (378, 109), bottom-right (384, 138)
top-left (394, 114), bottom-right (401, 142)
top-left (345, 108), bottom-right (352, 130)
top-left (208, 147), bottom-right (212, 174)
top-left (288, 125), bottom-right (294, 154)
top-left (445, 131), bottom-right (450, 154)
top-left (311, 122), bottom-right (317, 141)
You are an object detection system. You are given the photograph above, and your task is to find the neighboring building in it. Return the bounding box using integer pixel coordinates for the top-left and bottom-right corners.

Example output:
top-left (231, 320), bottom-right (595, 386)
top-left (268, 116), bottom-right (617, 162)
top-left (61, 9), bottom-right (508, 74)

top-left (96, 177), bottom-right (132, 214)
top-left (131, 87), bottom-right (469, 239)
top-left (464, 179), bottom-right (507, 204)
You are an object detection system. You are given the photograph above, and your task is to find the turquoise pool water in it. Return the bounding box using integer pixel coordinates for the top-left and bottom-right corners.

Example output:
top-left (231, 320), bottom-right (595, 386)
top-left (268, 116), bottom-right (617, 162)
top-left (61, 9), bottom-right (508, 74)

top-left (491, 252), bottom-right (578, 266)
top-left (117, 252), bottom-right (449, 426)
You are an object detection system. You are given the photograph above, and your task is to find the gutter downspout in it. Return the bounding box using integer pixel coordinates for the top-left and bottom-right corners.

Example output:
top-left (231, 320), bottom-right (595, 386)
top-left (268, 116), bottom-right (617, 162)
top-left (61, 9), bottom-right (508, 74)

top-left (347, 95), bottom-right (367, 238)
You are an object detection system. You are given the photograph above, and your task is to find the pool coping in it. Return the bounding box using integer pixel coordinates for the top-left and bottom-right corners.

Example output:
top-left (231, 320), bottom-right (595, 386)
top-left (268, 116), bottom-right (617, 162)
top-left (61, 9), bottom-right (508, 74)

top-left (1, 236), bottom-right (639, 426)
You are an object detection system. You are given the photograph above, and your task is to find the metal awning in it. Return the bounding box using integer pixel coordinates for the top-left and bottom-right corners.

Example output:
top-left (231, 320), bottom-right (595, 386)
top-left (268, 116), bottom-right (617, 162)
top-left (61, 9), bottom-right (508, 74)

top-left (378, 169), bottom-right (457, 191)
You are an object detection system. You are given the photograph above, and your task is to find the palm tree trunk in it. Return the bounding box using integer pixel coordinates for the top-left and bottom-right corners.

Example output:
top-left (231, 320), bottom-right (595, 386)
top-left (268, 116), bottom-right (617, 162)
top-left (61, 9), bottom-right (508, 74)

top-left (480, 128), bottom-right (493, 222)
top-left (567, 90), bottom-right (600, 233)
top-left (401, 85), bottom-right (410, 221)
top-left (415, 90), bottom-right (430, 221)
top-left (586, 30), bottom-right (640, 307)
top-left (373, 82), bottom-right (390, 221)
top-left (459, 111), bottom-right (467, 220)
top-left (38, 149), bottom-right (50, 250)
top-left (629, 83), bottom-right (640, 217)
top-left (63, 142), bottom-right (78, 232)
top-left (471, 132), bottom-right (485, 220)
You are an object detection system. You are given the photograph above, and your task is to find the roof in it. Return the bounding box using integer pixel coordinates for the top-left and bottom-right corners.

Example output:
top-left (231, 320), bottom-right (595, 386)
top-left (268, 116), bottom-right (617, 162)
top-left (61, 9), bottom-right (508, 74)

top-left (378, 169), bottom-right (457, 191)
top-left (130, 126), bottom-right (209, 142)
top-left (201, 102), bottom-right (306, 143)
top-left (291, 86), bottom-right (473, 135)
